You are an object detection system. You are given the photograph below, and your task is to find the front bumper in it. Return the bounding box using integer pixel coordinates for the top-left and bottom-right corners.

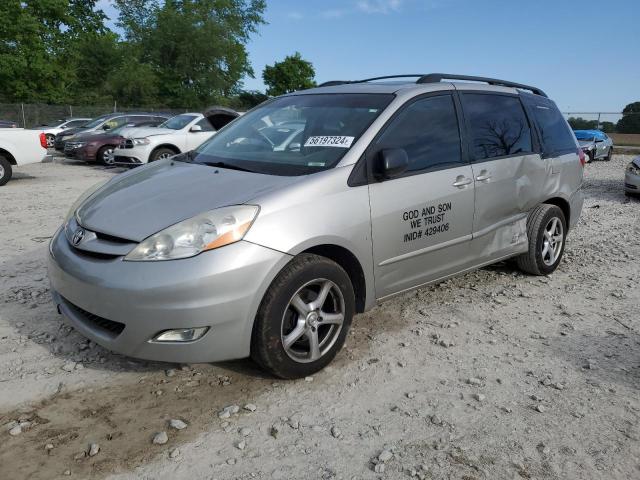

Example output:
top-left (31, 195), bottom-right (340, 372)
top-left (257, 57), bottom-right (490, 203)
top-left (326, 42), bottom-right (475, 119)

top-left (625, 170), bottom-right (640, 193)
top-left (112, 144), bottom-right (153, 165)
top-left (64, 145), bottom-right (97, 162)
top-left (48, 229), bottom-right (292, 363)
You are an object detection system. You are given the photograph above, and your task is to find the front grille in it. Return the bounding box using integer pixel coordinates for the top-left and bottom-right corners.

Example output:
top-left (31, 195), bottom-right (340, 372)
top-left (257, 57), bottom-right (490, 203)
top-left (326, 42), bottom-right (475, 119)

top-left (625, 183), bottom-right (638, 190)
top-left (62, 296), bottom-right (125, 337)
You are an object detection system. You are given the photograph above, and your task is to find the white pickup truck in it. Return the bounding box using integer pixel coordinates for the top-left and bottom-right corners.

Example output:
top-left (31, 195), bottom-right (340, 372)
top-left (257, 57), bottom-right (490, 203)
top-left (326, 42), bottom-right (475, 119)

top-left (0, 129), bottom-right (48, 186)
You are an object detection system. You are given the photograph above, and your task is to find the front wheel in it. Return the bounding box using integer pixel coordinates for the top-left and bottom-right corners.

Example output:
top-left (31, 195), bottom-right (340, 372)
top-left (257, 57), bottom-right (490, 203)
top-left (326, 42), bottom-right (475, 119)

top-left (0, 156), bottom-right (13, 186)
top-left (251, 254), bottom-right (355, 379)
top-left (150, 147), bottom-right (176, 163)
top-left (45, 134), bottom-right (55, 149)
top-left (97, 145), bottom-right (116, 166)
top-left (605, 147), bottom-right (613, 161)
top-left (517, 204), bottom-right (567, 276)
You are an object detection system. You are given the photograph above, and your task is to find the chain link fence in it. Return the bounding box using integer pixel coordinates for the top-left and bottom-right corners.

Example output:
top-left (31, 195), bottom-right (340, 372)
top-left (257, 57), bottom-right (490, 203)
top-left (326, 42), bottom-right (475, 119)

top-left (0, 103), bottom-right (190, 129)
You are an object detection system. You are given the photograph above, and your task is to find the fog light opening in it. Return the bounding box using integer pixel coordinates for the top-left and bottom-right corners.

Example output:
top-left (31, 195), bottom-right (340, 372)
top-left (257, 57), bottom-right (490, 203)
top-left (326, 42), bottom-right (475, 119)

top-left (151, 327), bottom-right (209, 343)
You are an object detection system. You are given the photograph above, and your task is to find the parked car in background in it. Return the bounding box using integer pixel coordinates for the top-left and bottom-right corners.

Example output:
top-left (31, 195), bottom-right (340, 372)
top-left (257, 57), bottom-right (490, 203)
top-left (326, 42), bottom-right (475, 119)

top-left (64, 118), bottom-right (169, 165)
top-left (49, 73), bottom-right (584, 378)
top-left (574, 129), bottom-right (613, 162)
top-left (40, 118), bottom-right (91, 148)
top-left (54, 113), bottom-right (169, 152)
top-left (112, 108), bottom-right (239, 166)
top-left (0, 129), bottom-right (48, 185)
top-left (0, 120), bottom-right (18, 128)
top-left (625, 156), bottom-right (640, 196)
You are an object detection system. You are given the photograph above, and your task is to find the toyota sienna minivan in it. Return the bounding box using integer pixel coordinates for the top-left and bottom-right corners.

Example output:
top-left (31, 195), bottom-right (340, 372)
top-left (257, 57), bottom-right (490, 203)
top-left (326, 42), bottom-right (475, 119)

top-left (48, 73), bottom-right (584, 378)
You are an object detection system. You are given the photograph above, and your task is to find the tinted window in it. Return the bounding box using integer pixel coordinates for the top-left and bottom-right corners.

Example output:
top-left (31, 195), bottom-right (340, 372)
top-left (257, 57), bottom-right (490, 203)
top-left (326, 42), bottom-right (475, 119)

top-left (195, 118), bottom-right (215, 132)
top-left (525, 98), bottom-right (576, 154)
top-left (374, 94), bottom-right (461, 173)
top-left (104, 116), bottom-right (128, 129)
top-left (462, 94), bottom-right (532, 160)
top-left (66, 120), bottom-right (87, 128)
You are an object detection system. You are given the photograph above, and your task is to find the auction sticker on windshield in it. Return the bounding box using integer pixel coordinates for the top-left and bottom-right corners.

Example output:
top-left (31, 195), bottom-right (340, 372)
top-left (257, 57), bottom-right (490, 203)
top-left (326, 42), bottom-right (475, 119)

top-left (304, 136), bottom-right (355, 148)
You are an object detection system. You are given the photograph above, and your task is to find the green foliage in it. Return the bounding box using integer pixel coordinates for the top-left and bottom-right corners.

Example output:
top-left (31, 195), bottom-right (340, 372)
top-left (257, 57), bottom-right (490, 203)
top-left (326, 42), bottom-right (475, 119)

top-left (262, 52), bottom-right (316, 97)
top-left (0, 0), bottom-right (267, 108)
top-left (567, 117), bottom-right (598, 130)
top-left (616, 102), bottom-right (640, 134)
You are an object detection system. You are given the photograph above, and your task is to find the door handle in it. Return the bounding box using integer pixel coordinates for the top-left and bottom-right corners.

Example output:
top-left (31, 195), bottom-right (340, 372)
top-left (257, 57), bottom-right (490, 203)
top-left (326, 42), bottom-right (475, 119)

top-left (452, 176), bottom-right (472, 188)
top-left (476, 174), bottom-right (491, 182)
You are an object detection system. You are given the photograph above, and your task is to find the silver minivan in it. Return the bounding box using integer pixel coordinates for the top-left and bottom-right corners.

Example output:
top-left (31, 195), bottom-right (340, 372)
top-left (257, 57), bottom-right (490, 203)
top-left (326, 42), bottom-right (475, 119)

top-left (48, 74), bottom-right (584, 378)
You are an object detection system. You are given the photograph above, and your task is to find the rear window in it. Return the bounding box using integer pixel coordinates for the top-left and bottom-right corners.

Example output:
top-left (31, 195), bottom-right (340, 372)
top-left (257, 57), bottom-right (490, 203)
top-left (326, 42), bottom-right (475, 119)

top-left (522, 96), bottom-right (576, 155)
top-left (461, 93), bottom-right (533, 161)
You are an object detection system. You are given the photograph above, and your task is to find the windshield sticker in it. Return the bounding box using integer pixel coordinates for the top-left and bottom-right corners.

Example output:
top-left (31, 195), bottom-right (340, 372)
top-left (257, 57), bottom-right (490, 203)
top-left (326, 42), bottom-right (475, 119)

top-left (307, 162), bottom-right (326, 167)
top-left (304, 136), bottom-right (355, 148)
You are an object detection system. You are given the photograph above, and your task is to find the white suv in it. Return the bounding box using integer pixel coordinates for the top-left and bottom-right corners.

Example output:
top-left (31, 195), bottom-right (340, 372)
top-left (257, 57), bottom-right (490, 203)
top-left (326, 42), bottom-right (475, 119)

top-left (112, 108), bottom-right (239, 166)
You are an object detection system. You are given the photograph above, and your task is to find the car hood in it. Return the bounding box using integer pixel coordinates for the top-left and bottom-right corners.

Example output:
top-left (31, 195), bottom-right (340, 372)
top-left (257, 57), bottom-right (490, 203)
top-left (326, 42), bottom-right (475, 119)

top-left (121, 127), bottom-right (178, 139)
top-left (70, 132), bottom-right (120, 143)
top-left (76, 159), bottom-right (300, 242)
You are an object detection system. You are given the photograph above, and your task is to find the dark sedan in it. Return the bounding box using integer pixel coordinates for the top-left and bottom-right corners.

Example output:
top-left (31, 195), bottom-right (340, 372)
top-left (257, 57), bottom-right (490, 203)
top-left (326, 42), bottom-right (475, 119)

top-left (64, 121), bottom-right (163, 165)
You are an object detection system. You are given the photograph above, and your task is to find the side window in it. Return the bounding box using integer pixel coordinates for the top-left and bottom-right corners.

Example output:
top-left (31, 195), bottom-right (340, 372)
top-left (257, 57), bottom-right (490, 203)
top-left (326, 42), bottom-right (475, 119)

top-left (525, 99), bottom-right (576, 155)
top-left (155, 116), bottom-right (169, 124)
top-left (195, 118), bottom-right (215, 132)
top-left (104, 116), bottom-right (128, 129)
top-left (374, 94), bottom-right (462, 174)
top-left (126, 116), bottom-right (148, 125)
top-left (462, 94), bottom-right (532, 161)
top-left (67, 120), bottom-right (86, 128)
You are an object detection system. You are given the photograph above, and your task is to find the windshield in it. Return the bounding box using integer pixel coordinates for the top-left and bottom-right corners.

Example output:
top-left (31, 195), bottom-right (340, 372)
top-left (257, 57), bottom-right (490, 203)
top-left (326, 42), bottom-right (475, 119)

top-left (160, 114), bottom-right (198, 130)
top-left (83, 115), bottom-right (112, 129)
top-left (190, 94), bottom-right (393, 176)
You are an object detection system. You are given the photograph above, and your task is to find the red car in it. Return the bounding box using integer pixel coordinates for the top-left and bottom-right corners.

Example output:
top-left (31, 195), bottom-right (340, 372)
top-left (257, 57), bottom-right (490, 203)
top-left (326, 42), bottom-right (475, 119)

top-left (63, 118), bottom-right (168, 165)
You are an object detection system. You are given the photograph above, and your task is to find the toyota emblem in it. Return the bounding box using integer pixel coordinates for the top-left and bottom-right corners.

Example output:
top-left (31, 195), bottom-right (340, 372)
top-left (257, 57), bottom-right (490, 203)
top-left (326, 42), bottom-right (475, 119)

top-left (72, 228), bottom-right (85, 246)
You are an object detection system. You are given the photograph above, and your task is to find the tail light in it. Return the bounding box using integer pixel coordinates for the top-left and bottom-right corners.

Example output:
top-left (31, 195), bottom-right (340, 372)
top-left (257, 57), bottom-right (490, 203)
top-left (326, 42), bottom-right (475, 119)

top-left (577, 148), bottom-right (586, 167)
top-left (39, 132), bottom-right (47, 149)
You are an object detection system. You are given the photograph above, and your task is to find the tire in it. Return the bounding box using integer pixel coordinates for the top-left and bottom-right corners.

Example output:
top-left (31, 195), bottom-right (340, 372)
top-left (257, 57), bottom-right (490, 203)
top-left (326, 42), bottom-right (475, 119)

top-left (587, 151), bottom-right (594, 163)
top-left (150, 147), bottom-right (176, 162)
top-left (516, 204), bottom-right (567, 276)
top-left (605, 147), bottom-right (613, 162)
top-left (45, 134), bottom-right (55, 149)
top-left (0, 155), bottom-right (12, 186)
top-left (97, 145), bottom-right (116, 166)
top-left (251, 254), bottom-right (355, 379)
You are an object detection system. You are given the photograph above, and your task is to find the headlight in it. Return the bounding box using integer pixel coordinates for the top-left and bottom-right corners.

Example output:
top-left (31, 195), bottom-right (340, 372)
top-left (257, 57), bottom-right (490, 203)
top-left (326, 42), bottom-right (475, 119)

top-left (64, 179), bottom-right (109, 224)
top-left (132, 138), bottom-right (150, 145)
top-left (627, 163), bottom-right (640, 175)
top-left (124, 205), bottom-right (260, 261)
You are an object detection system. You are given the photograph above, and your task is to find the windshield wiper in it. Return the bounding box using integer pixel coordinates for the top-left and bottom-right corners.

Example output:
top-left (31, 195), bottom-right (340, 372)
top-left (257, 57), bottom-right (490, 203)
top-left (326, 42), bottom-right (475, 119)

top-left (202, 161), bottom-right (256, 173)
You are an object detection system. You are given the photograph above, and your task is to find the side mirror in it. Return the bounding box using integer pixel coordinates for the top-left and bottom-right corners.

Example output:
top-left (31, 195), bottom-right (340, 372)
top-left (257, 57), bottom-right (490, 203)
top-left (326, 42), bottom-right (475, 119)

top-left (190, 125), bottom-right (203, 133)
top-left (376, 148), bottom-right (409, 179)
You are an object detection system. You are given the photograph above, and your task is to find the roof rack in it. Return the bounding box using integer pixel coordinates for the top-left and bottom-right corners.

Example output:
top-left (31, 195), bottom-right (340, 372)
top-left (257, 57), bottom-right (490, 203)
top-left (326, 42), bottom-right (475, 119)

top-left (317, 73), bottom-right (547, 97)
top-left (416, 73), bottom-right (547, 97)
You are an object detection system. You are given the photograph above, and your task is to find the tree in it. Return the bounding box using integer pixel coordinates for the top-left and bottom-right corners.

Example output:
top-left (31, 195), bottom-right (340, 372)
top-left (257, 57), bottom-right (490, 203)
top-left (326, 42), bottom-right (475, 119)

top-left (616, 102), bottom-right (640, 134)
top-left (0, 0), bottom-right (112, 103)
top-left (262, 52), bottom-right (316, 97)
top-left (567, 117), bottom-right (598, 130)
top-left (117, 0), bottom-right (266, 108)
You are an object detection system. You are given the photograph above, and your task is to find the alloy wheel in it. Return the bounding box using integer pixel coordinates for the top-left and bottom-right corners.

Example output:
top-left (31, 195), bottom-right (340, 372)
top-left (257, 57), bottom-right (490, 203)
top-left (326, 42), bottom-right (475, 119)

top-left (541, 217), bottom-right (563, 266)
top-left (281, 279), bottom-right (345, 363)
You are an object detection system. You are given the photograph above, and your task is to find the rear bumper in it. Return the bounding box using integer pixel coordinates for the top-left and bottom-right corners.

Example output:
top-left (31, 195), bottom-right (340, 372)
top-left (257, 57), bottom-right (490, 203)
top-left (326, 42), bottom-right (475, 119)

top-left (568, 188), bottom-right (583, 230)
top-left (48, 228), bottom-right (292, 363)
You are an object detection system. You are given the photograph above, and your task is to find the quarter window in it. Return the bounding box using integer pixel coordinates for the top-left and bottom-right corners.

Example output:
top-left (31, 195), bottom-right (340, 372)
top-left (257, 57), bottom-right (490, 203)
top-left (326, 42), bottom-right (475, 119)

top-left (374, 94), bottom-right (462, 173)
top-left (462, 94), bottom-right (532, 161)
top-left (527, 100), bottom-right (579, 155)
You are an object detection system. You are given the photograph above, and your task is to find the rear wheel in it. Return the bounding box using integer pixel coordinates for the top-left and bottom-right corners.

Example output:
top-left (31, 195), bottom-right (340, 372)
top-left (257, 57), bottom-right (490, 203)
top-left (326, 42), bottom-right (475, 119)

top-left (45, 134), bottom-right (55, 149)
top-left (150, 147), bottom-right (176, 162)
top-left (516, 204), bottom-right (566, 276)
top-left (251, 254), bottom-right (355, 379)
top-left (0, 156), bottom-right (13, 186)
top-left (97, 145), bottom-right (116, 166)
top-left (605, 147), bottom-right (613, 161)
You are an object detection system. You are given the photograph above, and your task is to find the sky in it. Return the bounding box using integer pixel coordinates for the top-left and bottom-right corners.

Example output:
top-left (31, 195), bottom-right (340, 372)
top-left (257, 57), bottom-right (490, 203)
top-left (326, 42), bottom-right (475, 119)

top-left (98, 0), bottom-right (639, 114)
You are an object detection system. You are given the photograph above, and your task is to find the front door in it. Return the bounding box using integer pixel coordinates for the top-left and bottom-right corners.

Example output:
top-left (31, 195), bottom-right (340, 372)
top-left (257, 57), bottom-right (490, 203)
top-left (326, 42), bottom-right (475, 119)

top-left (368, 93), bottom-right (476, 299)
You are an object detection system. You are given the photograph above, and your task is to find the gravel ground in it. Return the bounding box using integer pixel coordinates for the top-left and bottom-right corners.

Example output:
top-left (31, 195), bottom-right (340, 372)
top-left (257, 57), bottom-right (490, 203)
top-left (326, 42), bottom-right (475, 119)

top-left (0, 155), bottom-right (639, 480)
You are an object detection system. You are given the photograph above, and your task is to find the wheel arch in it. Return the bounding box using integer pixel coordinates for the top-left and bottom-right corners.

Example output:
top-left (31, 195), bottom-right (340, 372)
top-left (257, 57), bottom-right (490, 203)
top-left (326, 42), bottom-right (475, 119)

top-left (0, 148), bottom-right (17, 165)
top-left (300, 244), bottom-right (367, 313)
top-left (543, 196), bottom-right (570, 227)
top-left (152, 144), bottom-right (181, 155)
